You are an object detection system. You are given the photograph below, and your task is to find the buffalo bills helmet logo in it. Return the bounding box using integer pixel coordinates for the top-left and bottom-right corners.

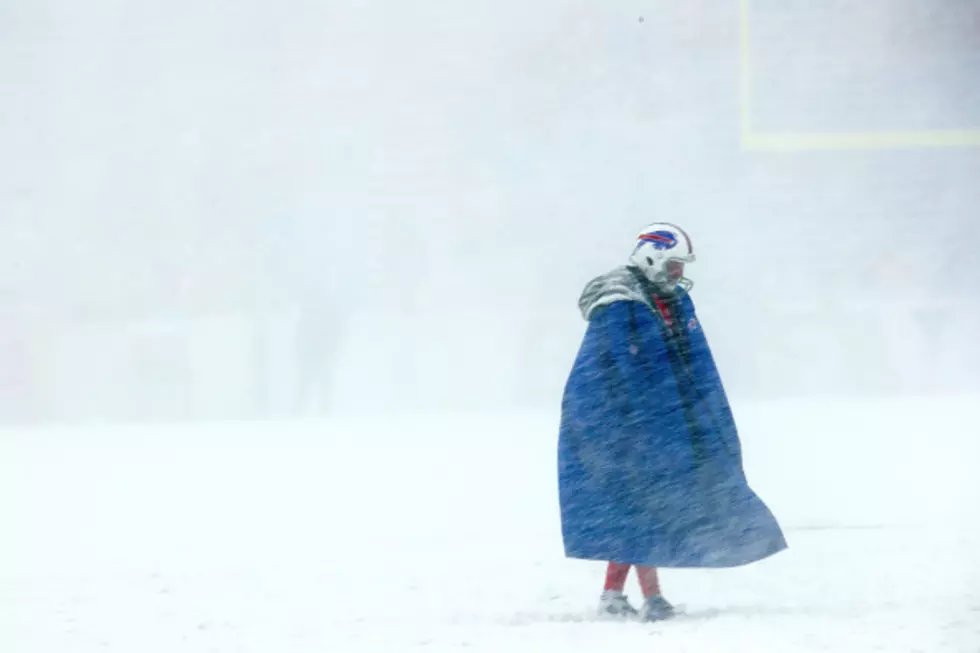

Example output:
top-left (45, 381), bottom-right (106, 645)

top-left (637, 230), bottom-right (678, 251)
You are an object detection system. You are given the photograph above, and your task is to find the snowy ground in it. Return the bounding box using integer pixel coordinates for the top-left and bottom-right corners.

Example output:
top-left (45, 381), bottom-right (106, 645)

top-left (4, 396), bottom-right (980, 652)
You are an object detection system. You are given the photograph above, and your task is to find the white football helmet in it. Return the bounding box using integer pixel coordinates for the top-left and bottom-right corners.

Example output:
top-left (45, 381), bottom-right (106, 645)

top-left (628, 222), bottom-right (696, 294)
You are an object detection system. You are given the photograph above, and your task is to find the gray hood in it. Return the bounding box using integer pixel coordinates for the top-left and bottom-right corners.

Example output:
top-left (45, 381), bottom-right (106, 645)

top-left (577, 265), bottom-right (656, 321)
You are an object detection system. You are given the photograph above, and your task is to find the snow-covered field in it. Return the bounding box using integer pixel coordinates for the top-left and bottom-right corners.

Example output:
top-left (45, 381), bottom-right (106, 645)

top-left (4, 396), bottom-right (979, 652)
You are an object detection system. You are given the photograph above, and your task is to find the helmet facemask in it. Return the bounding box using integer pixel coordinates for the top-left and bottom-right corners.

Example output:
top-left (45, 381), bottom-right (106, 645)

top-left (643, 253), bottom-right (695, 295)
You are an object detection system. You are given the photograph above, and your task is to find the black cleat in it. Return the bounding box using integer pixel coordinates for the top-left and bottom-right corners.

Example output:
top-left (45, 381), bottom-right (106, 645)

top-left (640, 594), bottom-right (676, 622)
top-left (598, 591), bottom-right (639, 619)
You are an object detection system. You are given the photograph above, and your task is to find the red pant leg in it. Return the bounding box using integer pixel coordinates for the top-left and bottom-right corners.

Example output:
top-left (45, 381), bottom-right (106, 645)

top-left (636, 566), bottom-right (661, 598)
top-left (604, 562), bottom-right (631, 592)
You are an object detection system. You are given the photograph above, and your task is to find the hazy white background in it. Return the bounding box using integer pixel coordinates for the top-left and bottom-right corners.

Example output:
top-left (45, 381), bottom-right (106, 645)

top-left (1, 0), bottom-right (978, 420)
top-left (3, 4), bottom-right (980, 651)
